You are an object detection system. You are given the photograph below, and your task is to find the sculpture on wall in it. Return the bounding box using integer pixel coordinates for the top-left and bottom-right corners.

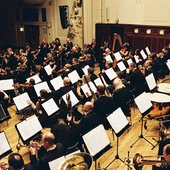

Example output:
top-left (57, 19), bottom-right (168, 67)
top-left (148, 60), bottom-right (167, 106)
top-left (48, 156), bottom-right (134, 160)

top-left (68, 0), bottom-right (83, 46)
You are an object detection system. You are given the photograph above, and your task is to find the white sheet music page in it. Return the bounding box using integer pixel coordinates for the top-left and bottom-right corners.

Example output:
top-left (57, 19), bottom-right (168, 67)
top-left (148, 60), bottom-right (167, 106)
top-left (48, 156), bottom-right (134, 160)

top-left (134, 55), bottom-right (140, 64)
top-left (127, 58), bottom-right (133, 66)
top-left (82, 65), bottom-right (89, 75)
top-left (50, 76), bottom-right (64, 91)
top-left (140, 50), bottom-right (147, 60)
top-left (0, 79), bottom-right (14, 91)
top-left (105, 54), bottom-right (113, 63)
top-left (105, 68), bottom-right (117, 80)
top-left (34, 81), bottom-right (51, 97)
top-left (26, 74), bottom-right (42, 84)
top-left (13, 92), bottom-right (31, 111)
top-left (166, 59), bottom-right (170, 71)
top-left (68, 70), bottom-right (80, 84)
top-left (89, 82), bottom-right (97, 93)
top-left (107, 108), bottom-right (129, 134)
top-left (114, 52), bottom-right (122, 61)
top-left (0, 132), bottom-right (11, 155)
top-left (94, 77), bottom-right (108, 87)
top-left (145, 46), bottom-right (151, 56)
top-left (134, 92), bottom-right (152, 114)
top-left (27, 115), bottom-right (42, 135)
top-left (42, 98), bottom-right (59, 116)
top-left (145, 73), bottom-right (157, 91)
top-left (62, 90), bottom-right (79, 107)
top-left (81, 83), bottom-right (92, 97)
top-left (49, 156), bottom-right (65, 170)
top-left (117, 61), bottom-right (126, 71)
top-left (44, 65), bottom-right (53, 75)
top-left (16, 120), bottom-right (34, 141)
top-left (82, 125), bottom-right (110, 157)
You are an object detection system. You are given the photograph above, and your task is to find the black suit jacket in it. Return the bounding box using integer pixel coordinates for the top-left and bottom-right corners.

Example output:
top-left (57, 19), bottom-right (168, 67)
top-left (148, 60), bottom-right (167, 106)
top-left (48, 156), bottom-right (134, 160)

top-left (30, 143), bottom-right (64, 170)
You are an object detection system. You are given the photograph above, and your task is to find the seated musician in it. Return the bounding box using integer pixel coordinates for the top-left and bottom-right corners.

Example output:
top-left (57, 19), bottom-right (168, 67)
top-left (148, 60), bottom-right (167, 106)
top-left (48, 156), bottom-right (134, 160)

top-left (112, 78), bottom-right (131, 117)
top-left (153, 143), bottom-right (170, 170)
top-left (67, 101), bottom-right (101, 135)
top-left (29, 132), bottom-right (64, 170)
top-left (0, 153), bottom-right (35, 170)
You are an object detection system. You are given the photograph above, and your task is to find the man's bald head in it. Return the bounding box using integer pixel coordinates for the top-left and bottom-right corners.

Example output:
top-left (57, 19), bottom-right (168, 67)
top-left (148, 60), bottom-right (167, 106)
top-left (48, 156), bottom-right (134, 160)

top-left (83, 102), bottom-right (94, 114)
top-left (63, 77), bottom-right (71, 86)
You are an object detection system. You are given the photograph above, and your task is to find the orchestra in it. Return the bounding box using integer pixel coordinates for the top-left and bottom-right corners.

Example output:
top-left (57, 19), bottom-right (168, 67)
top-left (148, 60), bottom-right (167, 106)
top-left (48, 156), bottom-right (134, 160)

top-left (0, 36), bottom-right (170, 170)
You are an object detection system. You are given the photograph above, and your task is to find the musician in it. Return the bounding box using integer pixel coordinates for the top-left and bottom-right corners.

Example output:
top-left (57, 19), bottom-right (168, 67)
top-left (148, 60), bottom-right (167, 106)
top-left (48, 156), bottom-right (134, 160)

top-left (144, 60), bottom-right (157, 80)
top-left (126, 62), bottom-right (146, 97)
top-left (153, 143), bottom-right (170, 170)
top-left (68, 101), bottom-right (101, 135)
top-left (93, 85), bottom-right (115, 129)
top-left (120, 42), bottom-right (130, 59)
top-left (86, 67), bottom-right (98, 83)
top-left (112, 78), bottom-right (131, 117)
top-left (71, 57), bottom-right (84, 77)
top-left (64, 38), bottom-right (73, 52)
top-left (51, 118), bottom-right (79, 152)
top-left (29, 132), bottom-right (64, 170)
top-left (0, 153), bottom-right (34, 170)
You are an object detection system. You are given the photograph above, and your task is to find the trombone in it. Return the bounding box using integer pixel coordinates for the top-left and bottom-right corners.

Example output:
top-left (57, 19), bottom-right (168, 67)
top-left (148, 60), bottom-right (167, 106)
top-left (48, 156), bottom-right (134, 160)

top-left (125, 153), bottom-right (170, 170)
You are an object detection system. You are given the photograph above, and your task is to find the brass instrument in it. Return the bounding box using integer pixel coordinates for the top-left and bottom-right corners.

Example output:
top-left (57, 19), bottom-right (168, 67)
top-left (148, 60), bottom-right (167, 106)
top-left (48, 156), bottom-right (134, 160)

top-left (59, 153), bottom-right (93, 170)
top-left (125, 153), bottom-right (170, 170)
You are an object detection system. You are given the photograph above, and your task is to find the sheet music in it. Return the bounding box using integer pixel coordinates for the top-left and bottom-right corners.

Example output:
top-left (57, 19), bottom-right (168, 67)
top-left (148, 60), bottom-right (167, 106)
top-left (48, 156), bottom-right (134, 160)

top-left (27, 115), bottom-right (42, 134)
top-left (34, 81), bottom-right (51, 97)
top-left (42, 98), bottom-right (59, 116)
top-left (81, 83), bottom-right (92, 97)
top-left (107, 108), bottom-right (129, 134)
top-left (82, 65), bottom-right (89, 75)
top-left (49, 156), bottom-right (65, 170)
top-left (0, 104), bottom-right (8, 120)
top-left (105, 68), bottom-right (117, 80)
top-left (68, 70), bottom-right (80, 84)
top-left (114, 52), bottom-right (122, 61)
top-left (145, 73), bottom-right (157, 91)
top-left (0, 132), bottom-right (11, 155)
top-left (26, 74), bottom-right (42, 84)
top-left (13, 92), bottom-right (31, 111)
top-left (50, 76), bottom-right (64, 91)
top-left (145, 46), bottom-right (151, 56)
top-left (65, 150), bottom-right (81, 158)
top-left (82, 125), bottom-right (110, 157)
top-left (140, 50), bottom-right (147, 60)
top-left (94, 77), bottom-right (108, 87)
top-left (0, 79), bottom-right (14, 91)
top-left (127, 58), bottom-right (133, 66)
top-left (16, 115), bottom-right (42, 142)
top-left (134, 55), bottom-right (140, 64)
top-left (166, 59), bottom-right (170, 71)
top-left (62, 90), bottom-right (79, 107)
top-left (117, 61), bottom-right (126, 71)
top-left (44, 65), bottom-right (53, 75)
top-left (134, 92), bottom-right (152, 114)
top-left (105, 55), bottom-right (113, 63)
top-left (89, 82), bottom-right (97, 93)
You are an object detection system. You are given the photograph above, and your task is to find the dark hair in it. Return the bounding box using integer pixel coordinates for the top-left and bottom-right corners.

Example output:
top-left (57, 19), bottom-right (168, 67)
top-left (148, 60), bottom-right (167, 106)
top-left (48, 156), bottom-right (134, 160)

top-left (97, 85), bottom-right (105, 95)
top-left (87, 67), bottom-right (94, 74)
top-left (8, 153), bottom-right (24, 170)
top-left (40, 89), bottom-right (48, 99)
top-left (29, 78), bottom-right (35, 85)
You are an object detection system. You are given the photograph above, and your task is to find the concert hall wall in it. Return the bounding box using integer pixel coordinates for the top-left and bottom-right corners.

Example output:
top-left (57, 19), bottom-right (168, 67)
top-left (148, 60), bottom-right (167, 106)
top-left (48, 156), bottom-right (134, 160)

top-left (96, 24), bottom-right (170, 54)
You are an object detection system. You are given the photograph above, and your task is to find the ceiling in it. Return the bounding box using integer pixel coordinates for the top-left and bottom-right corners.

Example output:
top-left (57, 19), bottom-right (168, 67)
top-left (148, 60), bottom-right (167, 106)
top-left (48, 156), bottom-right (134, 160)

top-left (21, 0), bottom-right (46, 5)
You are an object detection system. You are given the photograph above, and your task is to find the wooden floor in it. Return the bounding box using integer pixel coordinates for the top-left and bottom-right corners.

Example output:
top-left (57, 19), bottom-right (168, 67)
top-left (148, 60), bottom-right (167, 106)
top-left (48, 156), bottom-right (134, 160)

top-left (0, 104), bottom-right (160, 170)
top-left (0, 72), bottom-right (170, 170)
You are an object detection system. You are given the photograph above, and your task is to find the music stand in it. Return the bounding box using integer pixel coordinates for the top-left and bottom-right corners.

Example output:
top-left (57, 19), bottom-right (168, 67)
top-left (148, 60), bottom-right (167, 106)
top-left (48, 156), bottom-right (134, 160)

top-left (15, 115), bottom-right (42, 145)
top-left (145, 73), bottom-right (157, 91)
top-left (41, 98), bottom-right (60, 117)
top-left (50, 76), bottom-right (64, 91)
top-left (82, 124), bottom-right (110, 170)
top-left (130, 92), bottom-right (154, 148)
top-left (26, 74), bottom-right (42, 84)
top-left (140, 49), bottom-right (147, 60)
top-left (0, 79), bottom-right (14, 91)
top-left (0, 131), bottom-right (11, 158)
top-left (0, 104), bottom-right (10, 128)
top-left (104, 108), bottom-right (131, 169)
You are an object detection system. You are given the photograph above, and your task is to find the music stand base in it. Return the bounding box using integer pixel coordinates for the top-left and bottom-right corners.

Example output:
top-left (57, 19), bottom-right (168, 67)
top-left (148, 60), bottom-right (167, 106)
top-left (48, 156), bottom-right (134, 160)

top-left (104, 155), bottom-right (124, 170)
top-left (130, 134), bottom-right (154, 148)
top-left (151, 137), bottom-right (160, 150)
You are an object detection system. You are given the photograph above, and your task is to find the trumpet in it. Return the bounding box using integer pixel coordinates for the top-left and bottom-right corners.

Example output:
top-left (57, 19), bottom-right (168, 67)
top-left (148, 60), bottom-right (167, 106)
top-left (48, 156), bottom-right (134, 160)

top-left (125, 153), bottom-right (170, 170)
